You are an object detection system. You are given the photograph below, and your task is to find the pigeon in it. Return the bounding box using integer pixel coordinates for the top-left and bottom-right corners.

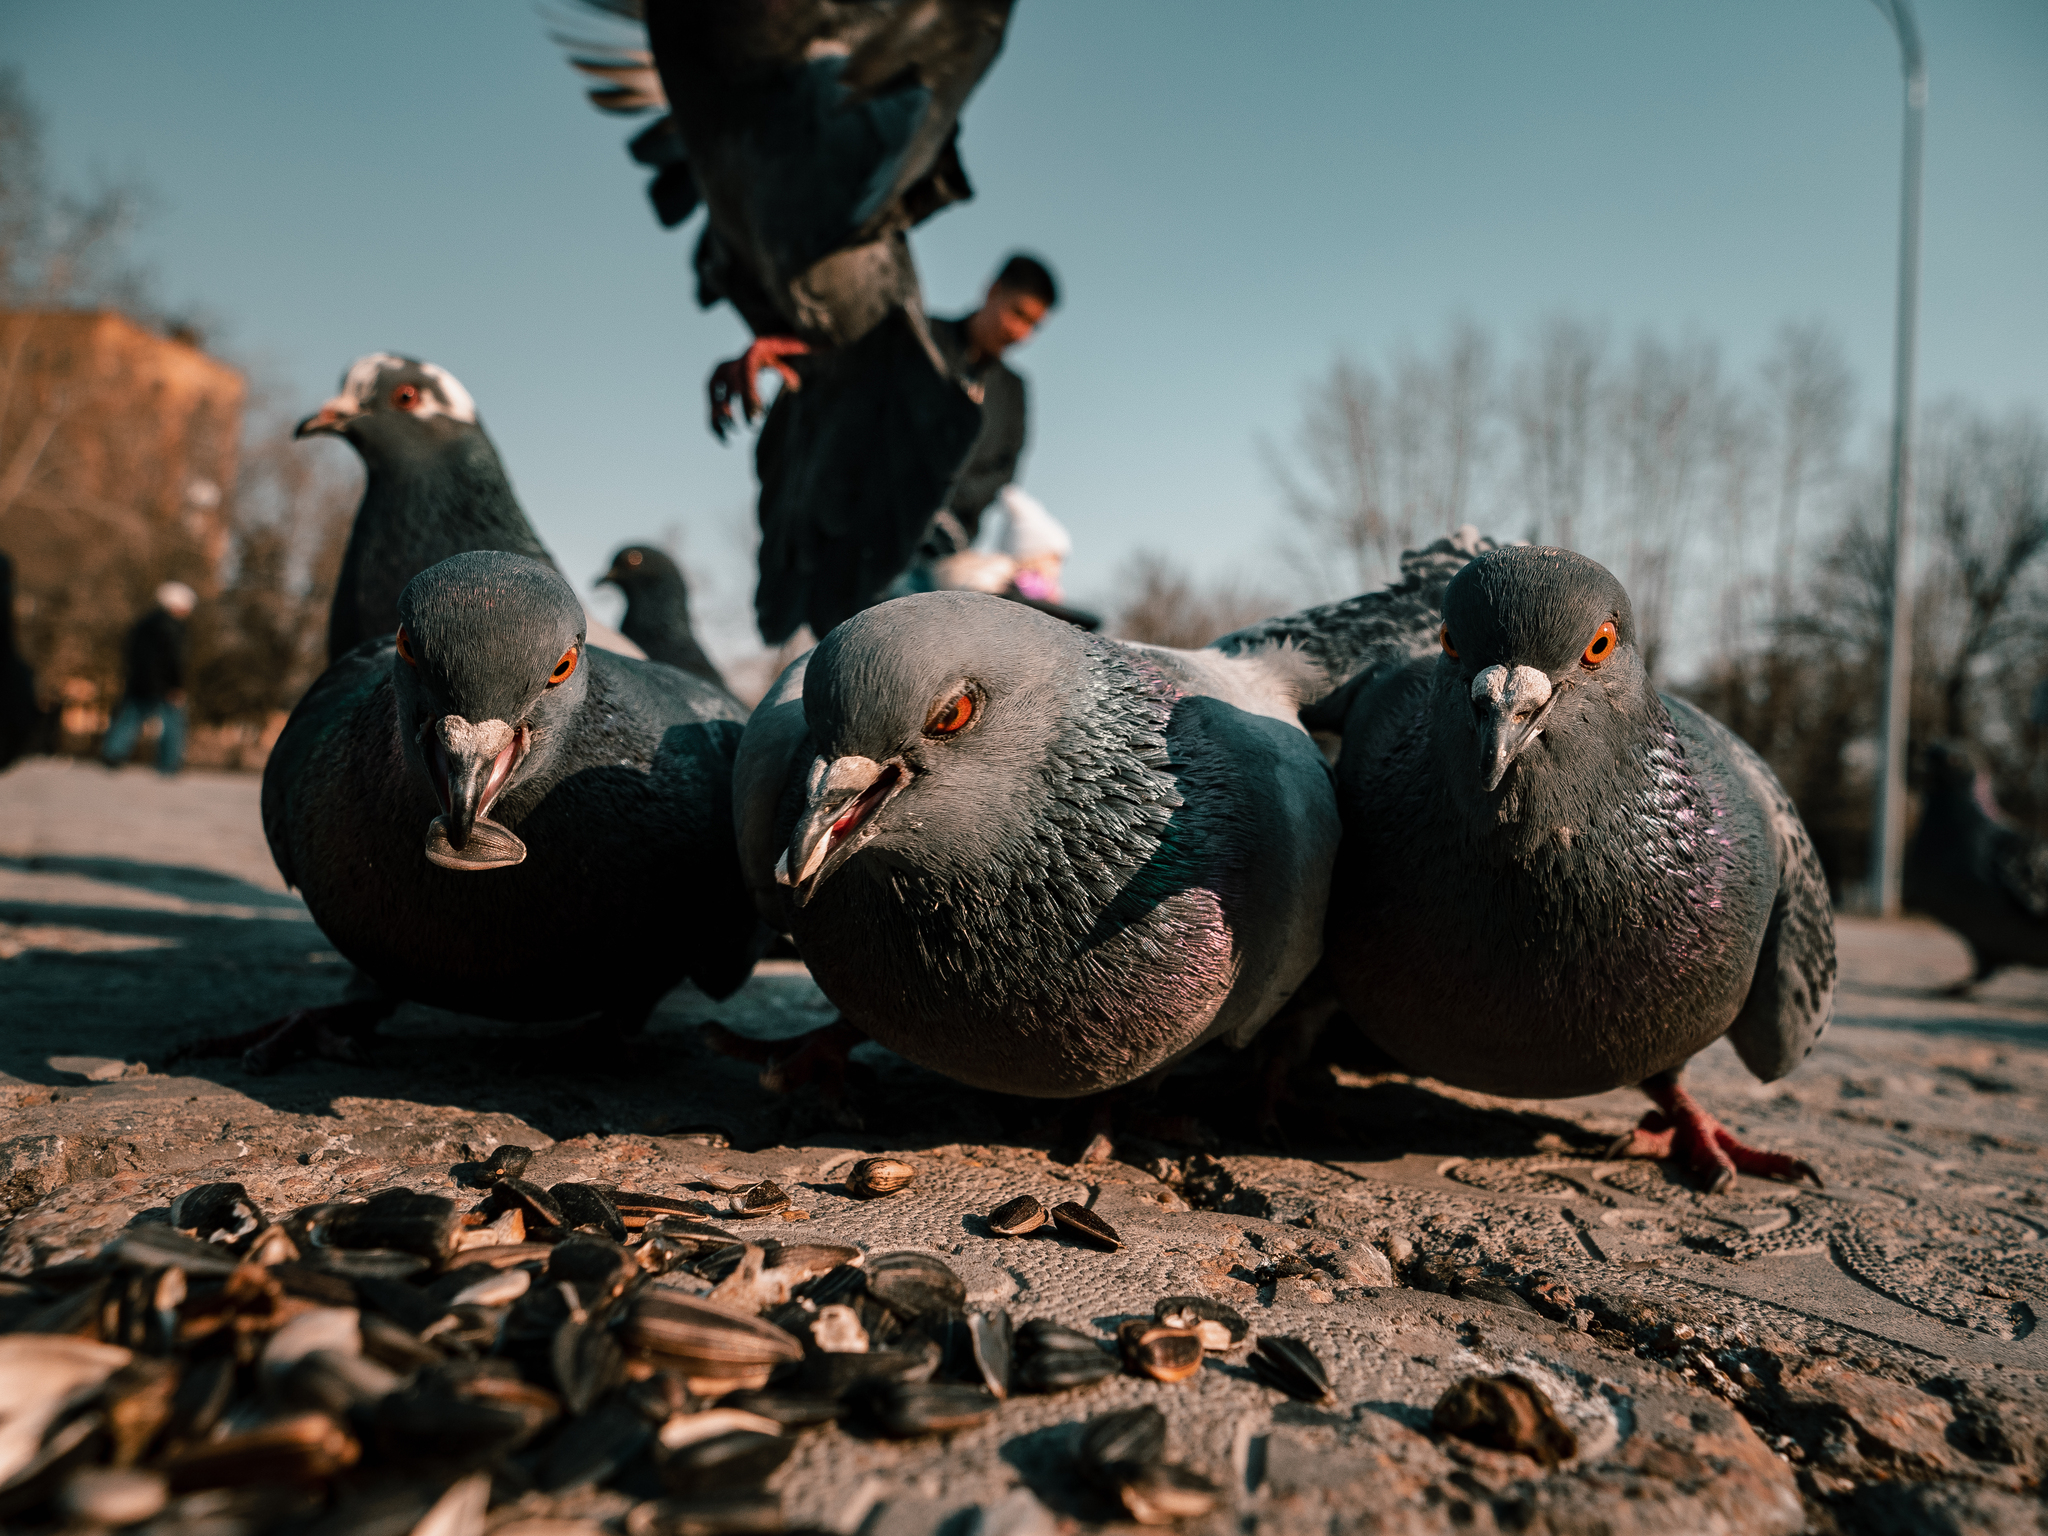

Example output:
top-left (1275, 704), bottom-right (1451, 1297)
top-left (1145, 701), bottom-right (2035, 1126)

top-left (298, 354), bottom-right (648, 667)
top-left (190, 551), bottom-right (758, 1072)
top-left (730, 585), bottom-right (1358, 1099)
top-left (599, 544), bottom-right (726, 687)
top-left (1320, 544), bottom-right (1834, 1193)
top-left (1904, 741), bottom-right (2048, 989)
top-left (0, 551), bottom-right (42, 771)
top-left (559, 0), bottom-right (1008, 642)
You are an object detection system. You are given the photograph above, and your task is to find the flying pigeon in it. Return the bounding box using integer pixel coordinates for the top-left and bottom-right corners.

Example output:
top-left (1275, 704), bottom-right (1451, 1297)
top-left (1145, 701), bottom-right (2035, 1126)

top-left (1904, 741), bottom-right (2048, 990)
top-left (557, 0), bottom-right (1008, 643)
top-left (297, 354), bottom-right (651, 667)
top-left (599, 544), bottom-right (726, 688)
top-left (730, 584), bottom-right (1364, 1099)
top-left (191, 551), bottom-right (759, 1072)
top-left (1321, 545), bottom-right (1834, 1193)
top-left (0, 551), bottom-right (42, 771)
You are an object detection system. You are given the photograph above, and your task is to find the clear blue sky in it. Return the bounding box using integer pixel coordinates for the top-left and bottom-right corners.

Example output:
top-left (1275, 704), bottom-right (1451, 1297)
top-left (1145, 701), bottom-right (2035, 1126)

top-left (10, 2), bottom-right (2045, 657)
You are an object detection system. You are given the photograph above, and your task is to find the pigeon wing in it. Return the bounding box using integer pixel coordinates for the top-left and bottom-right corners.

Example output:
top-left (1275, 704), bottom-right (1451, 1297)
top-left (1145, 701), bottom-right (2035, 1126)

top-left (1667, 697), bottom-right (1837, 1083)
top-left (261, 638), bottom-right (393, 893)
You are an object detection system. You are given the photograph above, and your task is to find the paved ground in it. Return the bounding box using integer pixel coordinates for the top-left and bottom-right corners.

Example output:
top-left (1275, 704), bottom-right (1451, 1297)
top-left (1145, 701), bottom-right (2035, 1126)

top-left (3, 756), bottom-right (2046, 1534)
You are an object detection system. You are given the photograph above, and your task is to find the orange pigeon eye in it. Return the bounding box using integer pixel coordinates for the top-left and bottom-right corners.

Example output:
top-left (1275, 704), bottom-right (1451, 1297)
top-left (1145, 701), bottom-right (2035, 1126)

top-left (1582, 620), bottom-right (1619, 668)
top-left (391, 383), bottom-right (421, 410)
top-left (395, 625), bottom-right (417, 666)
top-left (547, 646), bottom-right (579, 686)
top-left (925, 692), bottom-right (974, 735)
top-left (1440, 625), bottom-right (1458, 659)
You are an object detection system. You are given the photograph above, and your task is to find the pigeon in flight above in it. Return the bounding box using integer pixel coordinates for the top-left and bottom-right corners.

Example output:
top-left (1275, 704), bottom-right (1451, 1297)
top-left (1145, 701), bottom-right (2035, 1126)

top-left (1904, 741), bottom-right (2048, 990)
top-left (1322, 545), bottom-right (1834, 1193)
top-left (190, 551), bottom-right (758, 1072)
top-left (558, 0), bottom-right (1010, 643)
top-left (599, 544), bottom-right (726, 688)
top-left (298, 354), bottom-right (652, 669)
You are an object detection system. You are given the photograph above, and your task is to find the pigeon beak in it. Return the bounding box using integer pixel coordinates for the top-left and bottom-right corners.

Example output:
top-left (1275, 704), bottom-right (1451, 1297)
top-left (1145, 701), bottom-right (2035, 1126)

top-left (778, 754), bottom-right (909, 907)
top-left (1471, 664), bottom-right (1556, 793)
top-left (426, 715), bottom-right (527, 852)
top-left (294, 396), bottom-right (360, 438)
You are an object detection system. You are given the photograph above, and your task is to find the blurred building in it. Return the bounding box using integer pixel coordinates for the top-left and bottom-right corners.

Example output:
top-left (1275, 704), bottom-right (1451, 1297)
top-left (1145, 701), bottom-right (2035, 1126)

top-left (0, 308), bottom-right (244, 712)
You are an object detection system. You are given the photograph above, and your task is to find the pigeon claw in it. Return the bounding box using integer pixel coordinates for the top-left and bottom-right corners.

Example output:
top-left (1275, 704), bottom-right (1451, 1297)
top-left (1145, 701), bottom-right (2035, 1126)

top-left (1608, 1078), bottom-right (1823, 1194)
top-left (707, 336), bottom-right (810, 440)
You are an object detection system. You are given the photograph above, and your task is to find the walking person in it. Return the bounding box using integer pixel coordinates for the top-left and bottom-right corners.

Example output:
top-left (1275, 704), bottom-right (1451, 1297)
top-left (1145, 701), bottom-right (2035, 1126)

top-left (102, 581), bottom-right (196, 774)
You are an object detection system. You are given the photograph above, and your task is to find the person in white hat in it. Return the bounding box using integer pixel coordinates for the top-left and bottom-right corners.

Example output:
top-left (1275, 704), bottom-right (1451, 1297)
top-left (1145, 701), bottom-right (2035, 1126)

top-left (103, 581), bottom-right (197, 774)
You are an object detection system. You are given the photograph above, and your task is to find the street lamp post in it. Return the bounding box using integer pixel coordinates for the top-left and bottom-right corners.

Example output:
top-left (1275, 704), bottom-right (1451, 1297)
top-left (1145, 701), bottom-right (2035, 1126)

top-left (1866, 0), bottom-right (1925, 918)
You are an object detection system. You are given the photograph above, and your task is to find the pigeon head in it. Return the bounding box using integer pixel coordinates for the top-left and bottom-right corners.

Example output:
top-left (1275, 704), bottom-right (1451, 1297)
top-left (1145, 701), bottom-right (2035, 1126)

top-left (1434, 546), bottom-right (1649, 801)
top-left (600, 544), bottom-right (686, 598)
top-left (392, 551), bottom-right (589, 871)
top-left (296, 353), bottom-right (481, 459)
top-left (778, 591), bottom-right (1089, 905)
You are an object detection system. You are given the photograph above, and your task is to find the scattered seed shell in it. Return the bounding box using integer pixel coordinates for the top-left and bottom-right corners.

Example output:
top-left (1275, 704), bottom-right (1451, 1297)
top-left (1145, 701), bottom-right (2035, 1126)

top-left (1431, 1374), bottom-right (1578, 1468)
top-left (481, 1144), bottom-right (534, 1181)
top-left (967, 1310), bottom-right (1014, 1399)
top-left (1078, 1404), bottom-right (1167, 1475)
top-left (852, 1379), bottom-right (999, 1438)
top-left (844, 1157), bottom-right (917, 1199)
top-left (725, 1182), bottom-right (790, 1220)
top-left (1117, 1462), bottom-right (1221, 1525)
top-left (986, 1195), bottom-right (1047, 1236)
top-left (1117, 1320), bottom-right (1204, 1384)
top-left (1249, 1335), bottom-right (1334, 1404)
top-left (863, 1251), bottom-right (966, 1321)
top-left (1049, 1201), bottom-right (1121, 1251)
top-left (1154, 1295), bottom-right (1248, 1351)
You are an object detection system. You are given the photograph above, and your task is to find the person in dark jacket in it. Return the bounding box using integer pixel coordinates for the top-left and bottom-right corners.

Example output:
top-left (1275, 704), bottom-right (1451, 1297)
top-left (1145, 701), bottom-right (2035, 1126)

top-left (923, 252), bottom-right (1058, 558)
top-left (103, 582), bottom-right (196, 773)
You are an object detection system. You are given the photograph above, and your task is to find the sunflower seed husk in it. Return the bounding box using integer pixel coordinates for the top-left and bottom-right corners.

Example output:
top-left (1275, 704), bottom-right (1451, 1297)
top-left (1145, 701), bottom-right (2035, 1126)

top-left (163, 1410), bottom-right (360, 1491)
top-left (552, 1311), bottom-right (628, 1416)
top-left (244, 1226), bottom-right (300, 1268)
top-left (481, 1145), bottom-right (535, 1181)
top-left (547, 1234), bottom-right (638, 1295)
top-left (550, 1183), bottom-right (629, 1244)
top-left (967, 1310), bottom-right (1014, 1399)
top-left (611, 1193), bottom-right (710, 1231)
top-left (1117, 1320), bottom-right (1204, 1384)
top-left (1248, 1335), bottom-right (1334, 1404)
top-left (1117, 1462), bottom-right (1221, 1525)
top-left (716, 1391), bottom-right (843, 1429)
top-left (1078, 1404), bottom-right (1167, 1479)
top-left (259, 1307), bottom-right (361, 1388)
top-left (986, 1196), bottom-right (1047, 1237)
top-left (1049, 1201), bottom-right (1121, 1251)
top-left (541, 1395), bottom-right (653, 1494)
top-left (799, 1335), bottom-right (940, 1396)
top-left (301, 1248), bottom-right (432, 1282)
top-left (1431, 1373), bottom-right (1578, 1468)
top-left (759, 1241), bottom-right (861, 1280)
top-left (844, 1157), bottom-right (916, 1199)
top-left (448, 1267), bottom-right (531, 1308)
top-left (170, 1184), bottom-right (266, 1247)
top-left (863, 1251), bottom-right (966, 1322)
top-left (1014, 1319), bottom-right (1117, 1393)
top-left (851, 1379), bottom-right (999, 1438)
top-left (278, 1348), bottom-right (403, 1419)
top-left (624, 1490), bottom-right (783, 1536)
top-left (1154, 1295), bottom-right (1247, 1351)
top-left (59, 1467), bottom-right (167, 1527)
top-left (318, 1190), bottom-right (461, 1262)
top-left (107, 1226), bottom-right (245, 1277)
top-left (657, 1409), bottom-right (784, 1450)
top-left (810, 1304), bottom-right (869, 1354)
top-left (358, 1312), bottom-right (443, 1374)
top-left (658, 1429), bottom-right (794, 1496)
top-left (352, 1273), bottom-right (450, 1337)
top-left (724, 1182), bottom-right (789, 1220)
top-left (374, 1365), bottom-right (560, 1463)
top-left (622, 1293), bottom-right (804, 1394)
top-left (454, 1207), bottom-right (526, 1251)
top-left (790, 1262), bottom-right (866, 1311)
top-left (490, 1178), bottom-right (567, 1235)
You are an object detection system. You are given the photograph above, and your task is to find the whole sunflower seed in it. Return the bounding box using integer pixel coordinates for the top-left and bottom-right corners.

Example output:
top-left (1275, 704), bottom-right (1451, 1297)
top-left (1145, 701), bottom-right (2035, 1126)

top-left (659, 1429), bottom-right (795, 1496)
top-left (623, 1293), bottom-right (804, 1394)
top-left (1049, 1201), bottom-right (1121, 1251)
top-left (162, 1411), bottom-right (360, 1492)
top-left (1431, 1374), bottom-right (1578, 1468)
top-left (169, 1183), bottom-right (265, 1246)
top-left (1154, 1295), bottom-right (1248, 1351)
top-left (549, 1183), bottom-right (628, 1243)
top-left (852, 1379), bottom-right (999, 1438)
top-left (717, 1390), bottom-right (843, 1429)
top-left (968, 1310), bottom-right (1014, 1399)
top-left (844, 1157), bottom-right (917, 1199)
top-left (318, 1189), bottom-right (460, 1261)
top-left (1248, 1335), bottom-right (1334, 1404)
top-left (800, 1334), bottom-right (940, 1396)
top-left (1117, 1462), bottom-right (1221, 1525)
top-left (490, 1178), bottom-right (567, 1234)
top-left (1015, 1319), bottom-right (1117, 1393)
top-left (1078, 1404), bottom-right (1166, 1476)
top-left (1117, 1320), bottom-right (1204, 1384)
top-left (480, 1144), bottom-right (534, 1181)
top-left (863, 1251), bottom-right (967, 1321)
top-left (725, 1182), bottom-right (789, 1220)
top-left (986, 1196), bottom-right (1047, 1236)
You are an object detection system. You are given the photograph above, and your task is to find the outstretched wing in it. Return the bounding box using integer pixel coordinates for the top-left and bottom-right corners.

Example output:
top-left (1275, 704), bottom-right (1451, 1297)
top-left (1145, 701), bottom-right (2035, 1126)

top-left (1209, 527), bottom-right (1494, 730)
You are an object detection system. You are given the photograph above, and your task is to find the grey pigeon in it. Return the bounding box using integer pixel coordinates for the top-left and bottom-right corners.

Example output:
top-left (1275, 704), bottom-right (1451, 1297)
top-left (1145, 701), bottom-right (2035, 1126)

top-left (558, 0), bottom-right (1006, 642)
top-left (298, 354), bottom-right (650, 669)
top-left (191, 551), bottom-right (757, 1071)
top-left (1322, 545), bottom-right (1834, 1192)
top-left (599, 544), bottom-right (725, 687)
top-left (1904, 741), bottom-right (2048, 988)
top-left (0, 551), bottom-right (42, 771)
top-left (731, 587), bottom-right (1359, 1098)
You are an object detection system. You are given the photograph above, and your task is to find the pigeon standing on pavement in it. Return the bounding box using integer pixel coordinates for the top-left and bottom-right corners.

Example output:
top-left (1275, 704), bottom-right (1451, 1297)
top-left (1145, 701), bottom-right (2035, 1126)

top-left (724, 546), bottom-right (1492, 1097)
top-left (558, 0), bottom-right (1010, 642)
top-left (191, 551), bottom-right (757, 1071)
top-left (1322, 545), bottom-right (1835, 1192)
top-left (298, 354), bottom-right (653, 668)
top-left (1904, 741), bottom-right (2048, 989)
top-left (599, 544), bottom-right (725, 687)
top-left (0, 551), bottom-right (42, 771)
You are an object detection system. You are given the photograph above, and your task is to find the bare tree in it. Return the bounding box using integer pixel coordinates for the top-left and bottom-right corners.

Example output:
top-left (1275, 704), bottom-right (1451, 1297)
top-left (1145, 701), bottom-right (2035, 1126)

top-left (1509, 316), bottom-right (1604, 548)
top-left (1761, 322), bottom-right (1854, 624)
top-left (1110, 552), bottom-right (1286, 650)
